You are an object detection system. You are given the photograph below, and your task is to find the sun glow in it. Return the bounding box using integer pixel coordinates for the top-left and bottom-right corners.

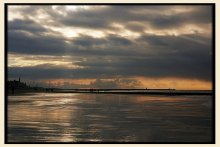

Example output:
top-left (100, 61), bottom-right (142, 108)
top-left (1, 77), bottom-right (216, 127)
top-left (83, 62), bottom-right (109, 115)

top-left (137, 77), bottom-right (212, 90)
top-left (8, 54), bottom-right (83, 69)
top-left (65, 6), bottom-right (90, 11)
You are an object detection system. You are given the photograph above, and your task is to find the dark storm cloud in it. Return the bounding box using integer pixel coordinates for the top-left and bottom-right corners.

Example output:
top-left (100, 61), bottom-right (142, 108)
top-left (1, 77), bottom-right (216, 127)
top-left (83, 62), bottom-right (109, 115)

top-left (8, 65), bottom-right (116, 80)
top-left (147, 6), bottom-right (212, 29)
top-left (8, 19), bottom-right (47, 33)
top-left (12, 5), bottom-right (212, 32)
top-left (72, 34), bottom-right (132, 47)
top-left (8, 5), bottom-right (213, 83)
top-left (8, 32), bottom-right (212, 81)
top-left (8, 34), bottom-right (212, 81)
top-left (8, 29), bottom-right (135, 56)
top-left (8, 33), bottom-right (212, 82)
top-left (8, 30), bottom-right (68, 55)
top-left (58, 5), bottom-right (212, 31)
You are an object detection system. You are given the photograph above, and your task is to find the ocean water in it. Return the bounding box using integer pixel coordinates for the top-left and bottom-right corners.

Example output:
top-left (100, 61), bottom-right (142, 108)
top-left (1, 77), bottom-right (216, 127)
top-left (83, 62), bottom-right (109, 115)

top-left (7, 93), bottom-right (213, 143)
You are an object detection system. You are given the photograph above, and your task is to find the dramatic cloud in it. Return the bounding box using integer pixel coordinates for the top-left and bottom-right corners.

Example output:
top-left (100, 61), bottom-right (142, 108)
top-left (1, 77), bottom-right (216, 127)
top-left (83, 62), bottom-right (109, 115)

top-left (7, 5), bottom-right (213, 89)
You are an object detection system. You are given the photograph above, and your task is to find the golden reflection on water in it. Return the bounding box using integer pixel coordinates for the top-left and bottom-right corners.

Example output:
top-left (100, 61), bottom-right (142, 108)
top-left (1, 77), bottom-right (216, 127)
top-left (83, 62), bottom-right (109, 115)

top-left (9, 99), bottom-right (77, 123)
top-left (8, 93), bottom-right (213, 142)
top-left (8, 93), bottom-right (81, 142)
top-left (134, 95), bottom-right (190, 103)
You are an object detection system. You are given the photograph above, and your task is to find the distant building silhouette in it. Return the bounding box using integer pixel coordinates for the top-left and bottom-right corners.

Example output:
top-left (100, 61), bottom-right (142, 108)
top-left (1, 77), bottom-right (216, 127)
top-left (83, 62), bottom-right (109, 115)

top-left (7, 78), bottom-right (46, 94)
top-left (7, 77), bottom-right (29, 90)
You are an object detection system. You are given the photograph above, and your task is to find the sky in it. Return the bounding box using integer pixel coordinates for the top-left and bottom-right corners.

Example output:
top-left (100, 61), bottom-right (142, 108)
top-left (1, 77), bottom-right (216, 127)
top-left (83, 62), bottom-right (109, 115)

top-left (7, 5), bottom-right (213, 90)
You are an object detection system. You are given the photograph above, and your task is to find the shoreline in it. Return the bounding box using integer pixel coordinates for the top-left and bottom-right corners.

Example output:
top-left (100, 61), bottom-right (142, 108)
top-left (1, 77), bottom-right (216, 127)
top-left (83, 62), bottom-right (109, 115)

top-left (52, 91), bottom-right (213, 96)
top-left (7, 90), bottom-right (213, 96)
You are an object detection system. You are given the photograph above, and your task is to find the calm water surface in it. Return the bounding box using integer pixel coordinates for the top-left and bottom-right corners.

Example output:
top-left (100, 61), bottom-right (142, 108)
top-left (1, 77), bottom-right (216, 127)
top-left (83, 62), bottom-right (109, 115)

top-left (8, 93), bottom-right (213, 142)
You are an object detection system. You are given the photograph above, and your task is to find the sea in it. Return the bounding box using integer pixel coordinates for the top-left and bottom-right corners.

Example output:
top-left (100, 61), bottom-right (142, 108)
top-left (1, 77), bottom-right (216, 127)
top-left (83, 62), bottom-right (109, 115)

top-left (7, 92), bottom-right (213, 143)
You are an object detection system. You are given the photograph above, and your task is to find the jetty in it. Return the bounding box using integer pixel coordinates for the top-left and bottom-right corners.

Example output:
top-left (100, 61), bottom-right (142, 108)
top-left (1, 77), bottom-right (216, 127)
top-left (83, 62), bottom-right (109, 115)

top-left (52, 88), bottom-right (212, 96)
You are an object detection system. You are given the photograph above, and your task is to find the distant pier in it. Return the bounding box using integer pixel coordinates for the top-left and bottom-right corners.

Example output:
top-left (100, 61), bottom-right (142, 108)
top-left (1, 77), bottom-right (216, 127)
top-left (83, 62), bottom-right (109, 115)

top-left (51, 88), bottom-right (212, 96)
